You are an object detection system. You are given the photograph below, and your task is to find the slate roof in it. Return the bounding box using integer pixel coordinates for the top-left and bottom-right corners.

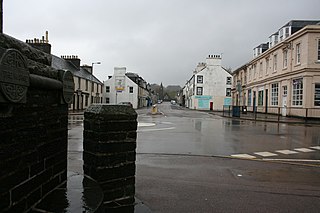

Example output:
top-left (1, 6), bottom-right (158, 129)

top-left (51, 55), bottom-right (102, 84)
top-left (282, 20), bottom-right (320, 28)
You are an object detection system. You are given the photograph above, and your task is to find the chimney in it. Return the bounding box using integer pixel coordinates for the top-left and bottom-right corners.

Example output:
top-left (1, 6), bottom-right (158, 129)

top-left (206, 54), bottom-right (222, 66)
top-left (62, 55), bottom-right (81, 70)
top-left (26, 31), bottom-right (51, 54)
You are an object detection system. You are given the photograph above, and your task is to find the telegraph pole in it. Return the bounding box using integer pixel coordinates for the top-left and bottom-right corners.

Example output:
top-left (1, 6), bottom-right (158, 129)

top-left (0, 0), bottom-right (3, 33)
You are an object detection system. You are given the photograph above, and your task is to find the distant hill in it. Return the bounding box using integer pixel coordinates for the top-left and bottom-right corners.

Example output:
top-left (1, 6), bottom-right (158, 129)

top-left (166, 85), bottom-right (181, 92)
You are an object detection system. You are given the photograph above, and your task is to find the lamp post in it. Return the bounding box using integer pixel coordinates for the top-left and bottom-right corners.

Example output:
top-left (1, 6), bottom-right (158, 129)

top-left (91, 62), bottom-right (101, 74)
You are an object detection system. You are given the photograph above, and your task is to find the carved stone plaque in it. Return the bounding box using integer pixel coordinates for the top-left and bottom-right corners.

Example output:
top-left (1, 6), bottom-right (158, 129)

top-left (0, 49), bottom-right (29, 103)
top-left (62, 70), bottom-right (74, 104)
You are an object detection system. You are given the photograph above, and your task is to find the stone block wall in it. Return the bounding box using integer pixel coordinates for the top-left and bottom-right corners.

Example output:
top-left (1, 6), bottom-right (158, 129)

top-left (83, 104), bottom-right (137, 212)
top-left (0, 33), bottom-right (73, 212)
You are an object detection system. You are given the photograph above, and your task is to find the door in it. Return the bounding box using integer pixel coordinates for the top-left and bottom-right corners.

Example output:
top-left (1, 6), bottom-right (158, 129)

top-left (282, 96), bottom-right (287, 116)
top-left (210, 102), bottom-right (213, 111)
top-left (282, 86), bottom-right (287, 116)
top-left (265, 89), bottom-right (268, 114)
top-left (253, 91), bottom-right (256, 112)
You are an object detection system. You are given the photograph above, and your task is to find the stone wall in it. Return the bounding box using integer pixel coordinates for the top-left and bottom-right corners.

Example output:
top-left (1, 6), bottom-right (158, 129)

top-left (0, 33), bottom-right (73, 212)
top-left (83, 104), bottom-right (137, 212)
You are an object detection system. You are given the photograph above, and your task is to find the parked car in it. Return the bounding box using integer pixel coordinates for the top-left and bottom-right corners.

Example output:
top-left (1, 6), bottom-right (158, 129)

top-left (118, 102), bottom-right (133, 108)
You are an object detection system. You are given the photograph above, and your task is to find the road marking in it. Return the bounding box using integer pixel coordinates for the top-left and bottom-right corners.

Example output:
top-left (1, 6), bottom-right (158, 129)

top-left (275, 150), bottom-right (298, 155)
top-left (230, 154), bottom-right (256, 159)
top-left (138, 122), bottom-right (156, 127)
top-left (294, 148), bottom-right (315, 153)
top-left (161, 122), bottom-right (174, 125)
top-left (137, 127), bottom-right (176, 132)
top-left (310, 146), bottom-right (320, 150)
top-left (263, 158), bottom-right (320, 162)
top-left (254, 152), bottom-right (278, 157)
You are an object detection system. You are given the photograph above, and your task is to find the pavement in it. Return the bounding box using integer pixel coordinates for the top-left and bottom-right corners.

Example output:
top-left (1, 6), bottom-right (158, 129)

top-left (208, 110), bottom-right (320, 125)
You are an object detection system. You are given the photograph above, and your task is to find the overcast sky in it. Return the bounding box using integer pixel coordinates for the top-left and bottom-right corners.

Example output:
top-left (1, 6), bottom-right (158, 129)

top-left (3, 0), bottom-right (320, 86)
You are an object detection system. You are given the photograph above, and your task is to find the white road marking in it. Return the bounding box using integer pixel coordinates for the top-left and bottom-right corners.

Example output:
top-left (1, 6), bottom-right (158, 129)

top-left (230, 154), bottom-right (256, 159)
top-left (137, 127), bottom-right (176, 132)
top-left (161, 122), bottom-right (174, 125)
top-left (310, 146), bottom-right (320, 150)
top-left (263, 159), bottom-right (320, 162)
top-left (138, 122), bottom-right (156, 127)
top-left (275, 150), bottom-right (299, 155)
top-left (254, 152), bottom-right (278, 157)
top-left (294, 148), bottom-right (315, 153)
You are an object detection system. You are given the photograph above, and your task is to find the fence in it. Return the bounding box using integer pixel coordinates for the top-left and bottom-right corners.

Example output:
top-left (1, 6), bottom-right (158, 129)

top-left (223, 105), bottom-right (320, 122)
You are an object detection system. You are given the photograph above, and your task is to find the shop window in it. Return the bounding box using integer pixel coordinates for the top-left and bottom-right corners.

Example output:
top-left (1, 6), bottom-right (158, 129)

top-left (314, 83), bottom-right (320, 106)
top-left (292, 78), bottom-right (303, 106)
top-left (271, 83), bottom-right (279, 106)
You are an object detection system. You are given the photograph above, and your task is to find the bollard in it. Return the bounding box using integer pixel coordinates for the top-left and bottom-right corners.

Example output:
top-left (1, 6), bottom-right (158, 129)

top-left (151, 104), bottom-right (158, 114)
top-left (83, 104), bottom-right (137, 212)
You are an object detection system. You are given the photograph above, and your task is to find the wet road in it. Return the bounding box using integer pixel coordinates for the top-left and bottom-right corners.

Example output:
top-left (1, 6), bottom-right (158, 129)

top-left (136, 102), bottom-right (320, 163)
top-left (68, 105), bottom-right (320, 212)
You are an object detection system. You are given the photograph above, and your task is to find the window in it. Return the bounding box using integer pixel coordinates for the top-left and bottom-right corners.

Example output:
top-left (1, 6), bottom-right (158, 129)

top-left (258, 90), bottom-right (264, 106)
top-left (271, 83), bottom-right (279, 106)
top-left (78, 77), bottom-right (81, 89)
top-left (259, 62), bottom-right (263, 77)
top-left (285, 27), bottom-right (290, 38)
top-left (196, 87), bottom-right (203, 95)
top-left (226, 88), bottom-right (231, 97)
top-left (253, 64), bottom-right (257, 79)
top-left (296, 43), bottom-right (301, 64)
top-left (318, 39), bottom-right (320, 61)
top-left (292, 78), bottom-right (303, 106)
top-left (273, 54), bottom-right (277, 71)
top-left (283, 86), bottom-right (287, 97)
top-left (106, 97), bottom-right (110, 104)
top-left (85, 80), bottom-right (88, 91)
top-left (248, 89), bottom-right (252, 106)
top-left (197, 75), bottom-right (203, 83)
top-left (106, 86), bottom-right (110, 93)
top-left (129, 86), bottom-right (134, 93)
top-left (248, 67), bottom-right (252, 80)
top-left (314, 84), bottom-right (320, 106)
top-left (226, 77), bottom-right (232, 85)
top-left (265, 58), bottom-right (269, 75)
top-left (283, 50), bottom-right (288, 68)
top-left (85, 95), bottom-right (88, 106)
top-left (92, 82), bottom-right (94, 92)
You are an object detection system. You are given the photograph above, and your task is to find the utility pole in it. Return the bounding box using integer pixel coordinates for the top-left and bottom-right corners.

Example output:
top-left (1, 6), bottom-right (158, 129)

top-left (1, 0), bottom-right (3, 33)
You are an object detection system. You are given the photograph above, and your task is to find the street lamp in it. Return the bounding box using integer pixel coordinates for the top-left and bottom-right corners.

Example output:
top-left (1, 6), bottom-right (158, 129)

top-left (91, 62), bottom-right (101, 74)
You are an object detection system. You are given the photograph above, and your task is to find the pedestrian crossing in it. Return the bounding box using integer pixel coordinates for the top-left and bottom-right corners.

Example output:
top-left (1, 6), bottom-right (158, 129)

top-left (230, 146), bottom-right (320, 159)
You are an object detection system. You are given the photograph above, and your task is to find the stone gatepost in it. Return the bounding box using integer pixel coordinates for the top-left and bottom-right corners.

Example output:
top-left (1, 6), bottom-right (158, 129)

top-left (83, 104), bottom-right (137, 212)
top-left (0, 33), bottom-right (74, 212)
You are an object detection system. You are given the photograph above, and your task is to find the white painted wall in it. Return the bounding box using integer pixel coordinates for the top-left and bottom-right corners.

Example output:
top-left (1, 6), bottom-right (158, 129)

top-left (184, 55), bottom-right (232, 110)
top-left (103, 67), bottom-right (139, 109)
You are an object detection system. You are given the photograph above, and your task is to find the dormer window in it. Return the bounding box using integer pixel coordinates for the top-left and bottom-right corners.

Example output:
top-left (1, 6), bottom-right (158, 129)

top-left (279, 29), bottom-right (284, 41)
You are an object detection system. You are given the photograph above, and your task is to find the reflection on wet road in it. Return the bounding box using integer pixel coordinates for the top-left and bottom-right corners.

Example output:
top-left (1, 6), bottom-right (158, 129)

top-left (136, 103), bottom-right (320, 163)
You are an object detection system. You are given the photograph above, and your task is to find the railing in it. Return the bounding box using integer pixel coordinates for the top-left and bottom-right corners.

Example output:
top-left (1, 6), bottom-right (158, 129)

top-left (222, 105), bottom-right (320, 122)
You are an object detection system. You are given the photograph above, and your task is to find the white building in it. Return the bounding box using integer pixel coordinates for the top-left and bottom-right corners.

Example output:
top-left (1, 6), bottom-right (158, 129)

top-left (103, 67), bottom-right (150, 109)
top-left (184, 55), bottom-right (232, 110)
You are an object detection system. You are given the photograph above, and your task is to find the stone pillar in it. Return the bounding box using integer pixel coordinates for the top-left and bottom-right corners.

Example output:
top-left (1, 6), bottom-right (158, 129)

top-left (83, 104), bottom-right (137, 212)
top-left (0, 34), bottom-right (74, 212)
